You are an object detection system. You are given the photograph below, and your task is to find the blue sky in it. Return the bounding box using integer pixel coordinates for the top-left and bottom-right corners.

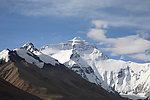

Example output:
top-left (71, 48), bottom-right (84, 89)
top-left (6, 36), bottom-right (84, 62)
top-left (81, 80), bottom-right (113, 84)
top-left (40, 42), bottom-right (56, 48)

top-left (0, 0), bottom-right (150, 63)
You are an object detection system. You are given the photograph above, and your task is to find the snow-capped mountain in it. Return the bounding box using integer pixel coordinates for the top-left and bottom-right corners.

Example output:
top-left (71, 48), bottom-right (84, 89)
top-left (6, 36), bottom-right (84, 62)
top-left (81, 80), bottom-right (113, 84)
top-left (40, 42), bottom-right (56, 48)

top-left (0, 42), bottom-right (127, 100)
top-left (40, 37), bottom-right (150, 99)
top-left (40, 37), bottom-right (109, 89)
top-left (0, 43), bottom-right (59, 68)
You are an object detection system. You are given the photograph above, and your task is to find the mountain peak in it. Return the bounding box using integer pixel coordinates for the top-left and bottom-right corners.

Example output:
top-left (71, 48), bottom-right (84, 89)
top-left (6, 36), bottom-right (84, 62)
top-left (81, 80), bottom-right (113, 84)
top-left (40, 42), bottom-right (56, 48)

top-left (70, 37), bottom-right (86, 42)
top-left (21, 42), bottom-right (38, 52)
top-left (68, 37), bottom-right (88, 47)
top-left (22, 42), bottom-right (34, 48)
top-left (72, 37), bottom-right (84, 41)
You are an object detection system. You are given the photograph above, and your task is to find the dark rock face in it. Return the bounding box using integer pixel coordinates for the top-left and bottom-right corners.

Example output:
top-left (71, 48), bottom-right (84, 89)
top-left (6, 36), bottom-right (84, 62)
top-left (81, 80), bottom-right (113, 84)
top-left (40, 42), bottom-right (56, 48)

top-left (8, 50), bottom-right (25, 62)
top-left (0, 78), bottom-right (42, 100)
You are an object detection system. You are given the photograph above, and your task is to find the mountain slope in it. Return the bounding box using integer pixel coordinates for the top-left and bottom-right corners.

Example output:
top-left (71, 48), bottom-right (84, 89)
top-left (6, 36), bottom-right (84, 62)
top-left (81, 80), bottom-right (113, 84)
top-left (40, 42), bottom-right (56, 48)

top-left (40, 37), bottom-right (150, 99)
top-left (0, 78), bottom-right (42, 100)
top-left (0, 43), bottom-right (127, 100)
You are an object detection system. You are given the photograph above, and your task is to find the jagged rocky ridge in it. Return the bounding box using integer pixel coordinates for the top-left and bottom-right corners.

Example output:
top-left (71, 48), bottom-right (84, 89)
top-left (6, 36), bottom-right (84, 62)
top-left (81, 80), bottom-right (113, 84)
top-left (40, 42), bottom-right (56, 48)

top-left (40, 37), bottom-right (150, 99)
top-left (0, 43), bottom-right (59, 69)
top-left (0, 43), bottom-right (128, 100)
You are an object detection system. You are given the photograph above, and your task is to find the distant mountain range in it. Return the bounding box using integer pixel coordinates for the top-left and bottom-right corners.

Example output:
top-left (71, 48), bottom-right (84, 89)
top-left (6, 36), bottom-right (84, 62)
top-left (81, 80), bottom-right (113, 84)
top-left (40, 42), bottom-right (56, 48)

top-left (0, 37), bottom-right (149, 100)
top-left (0, 40), bottom-right (127, 100)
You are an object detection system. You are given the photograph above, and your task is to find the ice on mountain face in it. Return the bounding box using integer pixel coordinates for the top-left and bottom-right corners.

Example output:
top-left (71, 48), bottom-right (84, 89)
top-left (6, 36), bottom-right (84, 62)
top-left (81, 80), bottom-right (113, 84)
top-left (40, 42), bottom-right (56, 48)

top-left (0, 49), bottom-right (10, 62)
top-left (40, 37), bottom-right (150, 99)
top-left (52, 50), bottom-right (73, 64)
top-left (88, 59), bottom-right (150, 93)
top-left (15, 48), bottom-right (59, 68)
top-left (19, 43), bottom-right (59, 68)
top-left (37, 53), bottom-right (59, 66)
top-left (87, 59), bottom-right (150, 98)
top-left (63, 49), bottom-right (102, 85)
top-left (16, 49), bottom-right (44, 68)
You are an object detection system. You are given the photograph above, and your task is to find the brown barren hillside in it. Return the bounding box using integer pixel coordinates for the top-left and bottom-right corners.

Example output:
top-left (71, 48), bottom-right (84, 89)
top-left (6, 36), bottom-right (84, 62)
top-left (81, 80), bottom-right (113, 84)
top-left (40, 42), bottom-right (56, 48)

top-left (0, 77), bottom-right (42, 100)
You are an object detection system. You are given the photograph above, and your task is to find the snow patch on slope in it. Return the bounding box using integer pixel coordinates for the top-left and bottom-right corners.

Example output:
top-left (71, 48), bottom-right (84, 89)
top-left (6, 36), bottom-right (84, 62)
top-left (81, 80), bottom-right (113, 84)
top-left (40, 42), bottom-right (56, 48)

top-left (0, 49), bottom-right (10, 62)
top-left (52, 50), bottom-right (73, 64)
top-left (16, 49), bottom-right (44, 68)
top-left (121, 93), bottom-right (147, 100)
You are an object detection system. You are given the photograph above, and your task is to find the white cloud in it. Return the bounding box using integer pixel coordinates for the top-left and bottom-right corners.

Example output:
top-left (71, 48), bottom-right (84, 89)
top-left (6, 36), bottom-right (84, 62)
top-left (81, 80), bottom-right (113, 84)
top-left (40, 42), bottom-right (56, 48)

top-left (92, 20), bottom-right (108, 28)
top-left (1, 0), bottom-right (150, 30)
top-left (130, 53), bottom-right (150, 61)
top-left (87, 20), bottom-right (150, 61)
top-left (104, 36), bottom-right (150, 55)
top-left (87, 29), bottom-right (106, 41)
top-left (87, 21), bottom-right (108, 41)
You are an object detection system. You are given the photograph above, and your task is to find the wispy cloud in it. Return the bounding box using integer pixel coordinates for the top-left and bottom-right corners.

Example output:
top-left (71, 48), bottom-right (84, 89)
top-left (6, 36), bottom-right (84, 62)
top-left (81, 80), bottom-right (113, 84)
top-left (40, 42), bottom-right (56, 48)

top-left (92, 20), bottom-right (108, 28)
top-left (87, 20), bottom-right (150, 61)
top-left (1, 0), bottom-right (150, 30)
top-left (130, 53), bottom-right (150, 61)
